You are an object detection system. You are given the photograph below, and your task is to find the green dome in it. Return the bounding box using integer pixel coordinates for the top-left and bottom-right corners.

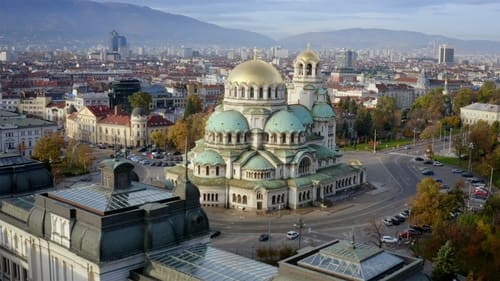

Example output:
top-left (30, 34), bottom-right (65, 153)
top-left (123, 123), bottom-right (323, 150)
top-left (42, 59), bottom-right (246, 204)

top-left (312, 103), bottom-right (335, 119)
top-left (206, 110), bottom-right (249, 133)
top-left (289, 104), bottom-right (313, 126)
top-left (243, 155), bottom-right (274, 170)
top-left (193, 150), bottom-right (225, 166)
top-left (265, 110), bottom-right (305, 133)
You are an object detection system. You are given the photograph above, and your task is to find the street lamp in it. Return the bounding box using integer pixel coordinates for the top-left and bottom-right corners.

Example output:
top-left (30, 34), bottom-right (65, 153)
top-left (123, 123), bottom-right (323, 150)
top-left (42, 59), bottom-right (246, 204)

top-left (448, 128), bottom-right (452, 155)
top-left (489, 166), bottom-right (494, 194)
top-left (468, 142), bottom-right (474, 172)
top-left (373, 129), bottom-right (377, 154)
top-left (294, 218), bottom-right (306, 249)
top-left (413, 128), bottom-right (416, 146)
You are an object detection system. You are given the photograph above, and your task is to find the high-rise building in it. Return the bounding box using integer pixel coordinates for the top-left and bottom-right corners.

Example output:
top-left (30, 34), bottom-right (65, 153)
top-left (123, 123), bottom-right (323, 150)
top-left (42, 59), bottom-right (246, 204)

top-left (108, 79), bottom-right (141, 113)
top-left (438, 44), bottom-right (454, 64)
top-left (109, 30), bottom-right (128, 59)
top-left (336, 49), bottom-right (357, 69)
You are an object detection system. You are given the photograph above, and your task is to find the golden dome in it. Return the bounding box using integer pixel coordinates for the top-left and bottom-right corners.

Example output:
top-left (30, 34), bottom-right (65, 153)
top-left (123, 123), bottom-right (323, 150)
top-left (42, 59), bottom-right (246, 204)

top-left (296, 46), bottom-right (320, 63)
top-left (227, 59), bottom-right (283, 85)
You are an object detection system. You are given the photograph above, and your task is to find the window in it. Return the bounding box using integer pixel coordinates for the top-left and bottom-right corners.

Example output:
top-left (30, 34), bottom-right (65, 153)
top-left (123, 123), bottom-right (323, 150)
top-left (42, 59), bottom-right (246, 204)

top-left (250, 87), bottom-right (254, 98)
top-left (259, 87), bottom-right (263, 98)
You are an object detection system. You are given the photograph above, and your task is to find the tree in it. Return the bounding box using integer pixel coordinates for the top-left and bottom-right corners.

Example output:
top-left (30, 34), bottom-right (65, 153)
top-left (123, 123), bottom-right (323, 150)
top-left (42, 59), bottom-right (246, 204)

top-left (128, 92), bottom-right (152, 113)
top-left (453, 88), bottom-right (474, 115)
top-left (468, 120), bottom-right (497, 159)
top-left (355, 107), bottom-right (373, 141)
top-left (184, 94), bottom-right (203, 118)
top-left (32, 132), bottom-right (64, 163)
top-left (432, 240), bottom-right (459, 281)
top-left (410, 178), bottom-right (447, 226)
top-left (150, 130), bottom-right (166, 149)
top-left (477, 81), bottom-right (496, 103)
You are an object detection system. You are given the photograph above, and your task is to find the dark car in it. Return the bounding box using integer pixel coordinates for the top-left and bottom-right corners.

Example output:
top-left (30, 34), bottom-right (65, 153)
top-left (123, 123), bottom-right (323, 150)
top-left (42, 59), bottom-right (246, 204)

top-left (138, 147), bottom-right (147, 152)
top-left (414, 157), bottom-right (424, 161)
top-left (423, 159), bottom-right (433, 165)
top-left (410, 226), bottom-right (425, 233)
top-left (259, 233), bottom-right (270, 241)
top-left (210, 230), bottom-right (221, 239)
top-left (422, 224), bottom-right (432, 233)
top-left (421, 169), bottom-right (434, 176)
top-left (461, 172), bottom-right (474, 178)
top-left (390, 217), bottom-right (401, 225)
top-left (394, 215), bottom-right (406, 222)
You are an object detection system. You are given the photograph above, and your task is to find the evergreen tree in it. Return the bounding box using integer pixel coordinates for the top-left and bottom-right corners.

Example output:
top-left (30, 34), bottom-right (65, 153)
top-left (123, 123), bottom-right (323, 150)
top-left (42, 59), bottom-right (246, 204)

top-left (432, 240), bottom-right (459, 281)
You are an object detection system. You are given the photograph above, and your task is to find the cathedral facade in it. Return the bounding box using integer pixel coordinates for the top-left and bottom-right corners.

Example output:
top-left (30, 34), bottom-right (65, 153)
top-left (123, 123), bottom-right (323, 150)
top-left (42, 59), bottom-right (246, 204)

top-left (166, 47), bottom-right (366, 211)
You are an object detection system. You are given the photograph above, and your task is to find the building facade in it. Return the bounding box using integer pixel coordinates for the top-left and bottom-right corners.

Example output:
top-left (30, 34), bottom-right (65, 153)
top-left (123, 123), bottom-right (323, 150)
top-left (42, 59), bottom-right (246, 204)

top-left (460, 103), bottom-right (500, 125)
top-left (0, 110), bottom-right (58, 156)
top-left (438, 44), bottom-right (454, 65)
top-left (166, 47), bottom-right (366, 211)
top-left (65, 106), bottom-right (172, 148)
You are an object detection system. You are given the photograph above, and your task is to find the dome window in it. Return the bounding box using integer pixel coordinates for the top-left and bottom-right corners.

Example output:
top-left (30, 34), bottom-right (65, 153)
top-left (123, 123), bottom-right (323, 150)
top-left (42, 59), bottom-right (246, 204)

top-left (259, 87), bottom-right (263, 98)
top-left (267, 87), bottom-right (272, 98)
top-left (250, 87), bottom-right (254, 98)
top-left (306, 64), bottom-right (312, 75)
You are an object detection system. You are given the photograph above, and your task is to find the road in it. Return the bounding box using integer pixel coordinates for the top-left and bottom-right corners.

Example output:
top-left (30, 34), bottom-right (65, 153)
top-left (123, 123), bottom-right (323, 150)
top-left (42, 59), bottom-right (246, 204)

top-left (61, 144), bottom-right (480, 257)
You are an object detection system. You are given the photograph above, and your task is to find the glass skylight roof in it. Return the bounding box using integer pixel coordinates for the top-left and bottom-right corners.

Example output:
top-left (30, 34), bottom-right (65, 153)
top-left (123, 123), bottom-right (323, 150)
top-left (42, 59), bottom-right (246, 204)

top-left (48, 184), bottom-right (176, 214)
top-left (150, 244), bottom-right (278, 281)
top-left (299, 244), bottom-right (404, 281)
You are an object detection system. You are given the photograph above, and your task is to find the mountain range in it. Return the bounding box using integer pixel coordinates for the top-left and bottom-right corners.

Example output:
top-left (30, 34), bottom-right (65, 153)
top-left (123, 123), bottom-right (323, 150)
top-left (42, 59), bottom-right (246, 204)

top-left (1, 0), bottom-right (500, 54)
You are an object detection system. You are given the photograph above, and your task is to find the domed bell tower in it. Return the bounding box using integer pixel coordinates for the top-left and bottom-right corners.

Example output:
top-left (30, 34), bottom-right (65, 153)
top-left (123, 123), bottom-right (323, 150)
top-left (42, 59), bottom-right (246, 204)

top-left (288, 44), bottom-right (324, 110)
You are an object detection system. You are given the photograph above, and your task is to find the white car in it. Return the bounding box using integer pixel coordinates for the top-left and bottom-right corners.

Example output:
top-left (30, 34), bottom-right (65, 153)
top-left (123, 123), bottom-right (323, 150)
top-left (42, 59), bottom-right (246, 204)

top-left (381, 235), bottom-right (398, 244)
top-left (287, 230), bottom-right (299, 240)
top-left (383, 217), bottom-right (393, 226)
top-left (433, 161), bottom-right (443, 167)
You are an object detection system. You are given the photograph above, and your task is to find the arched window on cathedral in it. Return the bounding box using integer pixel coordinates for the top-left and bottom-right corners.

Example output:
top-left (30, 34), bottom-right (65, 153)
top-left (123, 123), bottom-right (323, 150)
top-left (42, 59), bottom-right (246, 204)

top-left (236, 133), bottom-right (241, 143)
top-left (250, 87), bottom-right (254, 98)
top-left (237, 194), bottom-right (242, 203)
top-left (267, 87), bottom-right (272, 98)
top-left (241, 88), bottom-right (246, 98)
top-left (259, 87), bottom-right (263, 98)
top-left (299, 158), bottom-right (312, 175)
top-left (206, 166), bottom-right (209, 176)
top-left (306, 64), bottom-right (312, 75)
top-left (197, 165), bottom-right (200, 175)
top-left (242, 195), bottom-right (247, 204)
top-left (216, 166), bottom-right (220, 176)
top-left (257, 192), bottom-right (263, 200)
top-left (298, 63), bottom-right (303, 75)
top-left (232, 194), bottom-right (236, 202)
top-left (275, 87), bottom-right (278, 98)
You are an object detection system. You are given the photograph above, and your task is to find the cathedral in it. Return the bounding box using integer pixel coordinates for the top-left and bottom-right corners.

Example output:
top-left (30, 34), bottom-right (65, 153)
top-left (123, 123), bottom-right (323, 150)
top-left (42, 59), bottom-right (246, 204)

top-left (166, 47), bottom-right (366, 210)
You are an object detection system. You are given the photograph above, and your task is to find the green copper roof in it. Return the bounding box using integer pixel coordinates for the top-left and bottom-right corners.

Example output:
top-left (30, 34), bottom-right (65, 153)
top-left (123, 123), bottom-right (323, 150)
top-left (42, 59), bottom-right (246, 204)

top-left (312, 102), bottom-right (335, 119)
top-left (264, 110), bottom-right (305, 133)
top-left (309, 144), bottom-right (338, 159)
top-left (206, 110), bottom-right (249, 133)
top-left (289, 104), bottom-right (313, 126)
top-left (193, 150), bottom-right (225, 166)
top-left (243, 155), bottom-right (274, 170)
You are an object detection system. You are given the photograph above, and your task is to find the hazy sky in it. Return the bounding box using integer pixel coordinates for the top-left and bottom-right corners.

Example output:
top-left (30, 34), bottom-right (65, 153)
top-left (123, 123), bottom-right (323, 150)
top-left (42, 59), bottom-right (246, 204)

top-left (97, 0), bottom-right (500, 41)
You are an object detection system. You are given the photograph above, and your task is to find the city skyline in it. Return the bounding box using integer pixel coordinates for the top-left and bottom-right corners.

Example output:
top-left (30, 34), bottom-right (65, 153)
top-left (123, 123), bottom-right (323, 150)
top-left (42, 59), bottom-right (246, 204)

top-left (95, 0), bottom-right (500, 41)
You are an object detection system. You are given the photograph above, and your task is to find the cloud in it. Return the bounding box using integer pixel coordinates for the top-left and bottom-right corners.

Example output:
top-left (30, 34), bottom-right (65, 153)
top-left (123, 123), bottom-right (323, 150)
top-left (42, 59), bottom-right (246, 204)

top-left (93, 0), bottom-right (500, 40)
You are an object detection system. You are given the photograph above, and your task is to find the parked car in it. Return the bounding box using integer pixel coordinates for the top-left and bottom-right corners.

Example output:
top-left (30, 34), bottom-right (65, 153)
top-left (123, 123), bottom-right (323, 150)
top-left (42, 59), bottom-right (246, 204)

top-left (394, 215), bottom-right (405, 222)
top-left (381, 235), bottom-right (398, 244)
top-left (461, 172), bottom-right (474, 178)
top-left (451, 168), bottom-right (464, 174)
top-left (414, 157), bottom-right (424, 161)
top-left (423, 160), bottom-right (433, 165)
top-left (390, 218), bottom-right (401, 225)
top-left (383, 217), bottom-right (393, 226)
top-left (399, 211), bottom-right (409, 218)
top-left (139, 159), bottom-right (151, 165)
top-left (421, 169), bottom-right (434, 176)
top-left (259, 233), bottom-right (270, 241)
top-left (399, 231), bottom-right (414, 239)
top-left (422, 224), bottom-right (432, 233)
top-left (287, 230), bottom-right (299, 240)
top-left (433, 161), bottom-right (443, 167)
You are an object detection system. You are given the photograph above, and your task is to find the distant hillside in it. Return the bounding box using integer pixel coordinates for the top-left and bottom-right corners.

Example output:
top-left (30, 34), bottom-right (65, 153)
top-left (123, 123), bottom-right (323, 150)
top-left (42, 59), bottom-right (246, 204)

top-left (0, 0), bottom-right (275, 47)
top-left (279, 28), bottom-right (500, 54)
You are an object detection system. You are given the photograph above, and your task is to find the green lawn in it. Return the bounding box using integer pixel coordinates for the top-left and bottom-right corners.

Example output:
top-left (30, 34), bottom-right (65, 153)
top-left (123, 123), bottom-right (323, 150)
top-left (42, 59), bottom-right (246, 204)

top-left (341, 139), bottom-right (413, 152)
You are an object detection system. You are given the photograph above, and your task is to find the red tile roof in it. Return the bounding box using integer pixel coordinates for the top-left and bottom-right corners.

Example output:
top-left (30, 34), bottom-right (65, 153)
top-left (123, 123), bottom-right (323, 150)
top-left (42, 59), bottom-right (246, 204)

top-left (86, 105), bottom-right (110, 117)
top-left (46, 101), bottom-right (66, 109)
top-left (147, 115), bottom-right (173, 127)
top-left (100, 114), bottom-right (130, 126)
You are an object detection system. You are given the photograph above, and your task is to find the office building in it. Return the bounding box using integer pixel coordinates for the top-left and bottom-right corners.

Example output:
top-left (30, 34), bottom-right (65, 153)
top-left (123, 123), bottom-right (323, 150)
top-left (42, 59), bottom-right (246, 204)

top-left (438, 44), bottom-right (454, 64)
top-left (108, 79), bottom-right (141, 113)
